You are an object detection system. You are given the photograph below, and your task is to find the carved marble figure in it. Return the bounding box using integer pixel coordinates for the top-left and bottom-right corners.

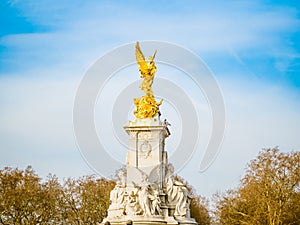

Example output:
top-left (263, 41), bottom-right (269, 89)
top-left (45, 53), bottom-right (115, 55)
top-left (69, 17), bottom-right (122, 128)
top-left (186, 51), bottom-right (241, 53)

top-left (165, 164), bottom-right (190, 217)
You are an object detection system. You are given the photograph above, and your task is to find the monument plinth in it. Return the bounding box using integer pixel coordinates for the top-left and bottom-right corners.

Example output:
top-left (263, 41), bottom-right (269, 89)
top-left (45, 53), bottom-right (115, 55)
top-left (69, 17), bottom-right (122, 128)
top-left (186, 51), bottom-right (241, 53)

top-left (102, 42), bottom-right (197, 225)
top-left (124, 115), bottom-right (170, 188)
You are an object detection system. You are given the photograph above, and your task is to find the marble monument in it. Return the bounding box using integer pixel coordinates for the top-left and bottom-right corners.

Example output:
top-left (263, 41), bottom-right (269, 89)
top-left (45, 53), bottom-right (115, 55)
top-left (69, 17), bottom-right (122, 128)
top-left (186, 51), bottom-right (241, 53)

top-left (102, 42), bottom-right (197, 225)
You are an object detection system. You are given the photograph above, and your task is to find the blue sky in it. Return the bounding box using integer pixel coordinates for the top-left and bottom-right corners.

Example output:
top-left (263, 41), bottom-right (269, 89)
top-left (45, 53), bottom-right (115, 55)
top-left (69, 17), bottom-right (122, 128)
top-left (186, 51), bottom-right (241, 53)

top-left (0, 0), bottom-right (300, 198)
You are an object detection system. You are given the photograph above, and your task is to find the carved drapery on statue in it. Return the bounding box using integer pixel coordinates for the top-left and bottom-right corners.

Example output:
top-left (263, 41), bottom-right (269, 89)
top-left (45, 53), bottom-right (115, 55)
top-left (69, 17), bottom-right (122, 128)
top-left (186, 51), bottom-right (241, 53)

top-left (165, 164), bottom-right (191, 217)
top-left (134, 42), bottom-right (162, 119)
top-left (109, 182), bottom-right (125, 206)
top-left (107, 164), bottom-right (191, 219)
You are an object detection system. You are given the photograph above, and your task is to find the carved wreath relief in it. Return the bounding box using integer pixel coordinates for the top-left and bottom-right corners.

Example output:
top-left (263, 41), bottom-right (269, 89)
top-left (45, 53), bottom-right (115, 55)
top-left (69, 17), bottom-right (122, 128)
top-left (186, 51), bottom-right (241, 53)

top-left (139, 132), bottom-right (152, 159)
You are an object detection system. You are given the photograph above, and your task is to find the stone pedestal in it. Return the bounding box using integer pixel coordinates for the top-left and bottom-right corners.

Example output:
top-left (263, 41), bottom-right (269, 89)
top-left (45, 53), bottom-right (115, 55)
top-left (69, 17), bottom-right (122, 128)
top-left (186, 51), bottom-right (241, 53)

top-left (124, 116), bottom-right (170, 188)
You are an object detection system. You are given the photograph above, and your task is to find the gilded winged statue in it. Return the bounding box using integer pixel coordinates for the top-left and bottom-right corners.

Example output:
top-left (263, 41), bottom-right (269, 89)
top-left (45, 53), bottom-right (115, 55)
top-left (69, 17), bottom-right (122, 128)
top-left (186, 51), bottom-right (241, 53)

top-left (135, 42), bottom-right (157, 97)
top-left (134, 42), bottom-right (162, 119)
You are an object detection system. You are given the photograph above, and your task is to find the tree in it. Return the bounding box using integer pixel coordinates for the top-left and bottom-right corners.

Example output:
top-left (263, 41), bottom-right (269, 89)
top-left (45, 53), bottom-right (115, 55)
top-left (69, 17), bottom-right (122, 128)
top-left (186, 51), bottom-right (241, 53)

top-left (0, 166), bottom-right (41, 224)
top-left (0, 166), bottom-right (63, 224)
top-left (61, 175), bottom-right (115, 224)
top-left (214, 148), bottom-right (300, 225)
top-left (190, 195), bottom-right (211, 225)
top-left (0, 166), bottom-right (115, 224)
top-left (175, 175), bottom-right (211, 225)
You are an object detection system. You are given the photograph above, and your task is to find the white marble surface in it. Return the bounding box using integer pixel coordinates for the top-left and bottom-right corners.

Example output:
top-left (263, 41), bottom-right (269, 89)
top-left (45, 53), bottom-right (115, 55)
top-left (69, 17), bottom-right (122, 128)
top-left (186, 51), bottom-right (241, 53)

top-left (103, 117), bottom-right (196, 225)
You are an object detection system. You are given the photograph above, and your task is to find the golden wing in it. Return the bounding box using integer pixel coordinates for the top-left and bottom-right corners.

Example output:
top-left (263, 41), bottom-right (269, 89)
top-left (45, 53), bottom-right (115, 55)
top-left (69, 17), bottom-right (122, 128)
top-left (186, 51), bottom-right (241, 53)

top-left (135, 41), bottom-right (149, 75)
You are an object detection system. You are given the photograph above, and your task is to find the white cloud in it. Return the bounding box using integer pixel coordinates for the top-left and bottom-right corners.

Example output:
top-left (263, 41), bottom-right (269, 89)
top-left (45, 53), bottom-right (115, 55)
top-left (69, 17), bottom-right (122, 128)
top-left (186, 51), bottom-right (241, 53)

top-left (2, 0), bottom-right (298, 56)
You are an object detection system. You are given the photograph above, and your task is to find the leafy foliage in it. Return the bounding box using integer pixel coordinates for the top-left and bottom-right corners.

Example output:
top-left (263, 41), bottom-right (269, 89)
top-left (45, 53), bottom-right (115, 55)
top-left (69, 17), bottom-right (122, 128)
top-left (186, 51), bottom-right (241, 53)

top-left (175, 175), bottom-right (211, 225)
top-left (214, 148), bottom-right (300, 225)
top-left (0, 166), bottom-right (115, 224)
top-left (190, 196), bottom-right (211, 225)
